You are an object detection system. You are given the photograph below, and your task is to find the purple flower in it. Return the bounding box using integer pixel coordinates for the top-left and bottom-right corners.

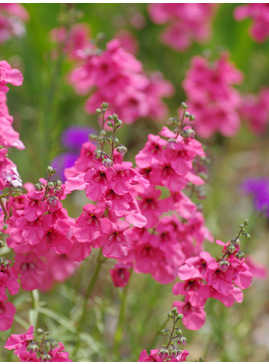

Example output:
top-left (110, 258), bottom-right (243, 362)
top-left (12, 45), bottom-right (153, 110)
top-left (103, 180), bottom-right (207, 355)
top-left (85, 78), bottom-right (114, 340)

top-left (61, 126), bottom-right (96, 152)
top-left (50, 125), bottom-right (97, 181)
top-left (241, 178), bottom-right (269, 217)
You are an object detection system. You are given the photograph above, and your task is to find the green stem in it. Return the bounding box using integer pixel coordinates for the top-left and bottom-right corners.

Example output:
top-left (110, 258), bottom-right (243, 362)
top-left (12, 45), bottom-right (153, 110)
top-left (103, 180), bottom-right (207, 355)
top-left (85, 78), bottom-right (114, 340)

top-left (30, 289), bottom-right (40, 328)
top-left (72, 249), bottom-right (104, 357)
top-left (113, 268), bottom-right (133, 360)
top-left (148, 317), bottom-right (170, 350)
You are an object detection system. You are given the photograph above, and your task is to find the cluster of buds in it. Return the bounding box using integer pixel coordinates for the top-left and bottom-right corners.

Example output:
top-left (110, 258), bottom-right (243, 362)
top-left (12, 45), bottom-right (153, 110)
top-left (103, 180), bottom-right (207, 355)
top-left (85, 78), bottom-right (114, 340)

top-left (218, 218), bottom-right (250, 270)
top-left (138, 308), bottom-right (189, 362)
top-left (167, 102), bottom-right (195, 138)
top-left (159, 307), bottom-right (187, 359)
top-left (4, 326), bottom-right (72, 362)
top-left (90, 102), bottom-right (128, 166)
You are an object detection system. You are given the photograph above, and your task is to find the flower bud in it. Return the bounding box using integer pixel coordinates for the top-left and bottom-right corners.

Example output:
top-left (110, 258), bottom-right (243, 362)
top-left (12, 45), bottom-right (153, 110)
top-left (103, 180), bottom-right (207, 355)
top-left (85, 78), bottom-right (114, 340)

top-left (27, 342), bottom-right (39, 353)
top-left (103, 158), bottom-right (113, 168)
top-left (107, 121), bottom-right (113, 128)
top-left (167, 117), bottom-right (177, 126)
top-left (177, 313), bottom-right (184, 319)
top-left (178, 336), bottom-right (187, 345)
top-left (36, 328), bottom-right (44, 335)
top-left (117, 146), bottom-right (127, 155)
top-left (171, 349), bottom-right (178, 356)
top-left (236, 251), bottom-right (245, 260)
top-left (100, 130), bottom-right (106, 136)
top-left (101, 102), bottom-right (109, 110)
top-left (171, 307), bottom-right (178, 314)
top-left (185, 112), bottom-right (190, 118)
top-left (176, 328), bottom-right (182, 336)
top-left (47, 196), bottom-right (59, 207)
top-left (112, 113), bottom-right (119, 121)
top-left (244, 218), bottom-right (249, 226)
top-left (34, 183), bottom-right (43, 191)
top-left (47, 166), bottom-right (56, 176)
top-left (89, 133), bottom-right (98, 141)
top-left (41, 353), bottom-right (51, 362)
top-left (96, 108), bottom-right (101, 113)
top-left (189, 114), bottom-right (195, 121)
top-left (227, 244), bottom-right (236, 254)
top-left (168, 312), bottom-right (173, 319)
top-left (47, 181), bottom-right (54, 190)
top-left (160, 329), bottom-right (169, 336)
top-left (218, 260), bottom-right (230, 272)
top-left (181, 102), bottom-right (188, 109)
top-left (113, 137), bottom-right (119, 145)
top-left (245, 233), bottom-right (250, 239)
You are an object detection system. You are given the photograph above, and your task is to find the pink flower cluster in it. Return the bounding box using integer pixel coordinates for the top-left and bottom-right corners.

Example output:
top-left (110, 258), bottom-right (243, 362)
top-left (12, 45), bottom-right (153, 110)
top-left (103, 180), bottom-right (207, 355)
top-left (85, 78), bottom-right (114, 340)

top-left (182, 53), bottom-right (244, 138)
top-left (4, 326), bottom-right (72, 362)
top-left (240, 87), bottom-right (269, 134)
top-left (5, 180), bottom-right (79, 293)
top-left (55, 23), bottom-right (174, 124)
top-left (0, 258), bottom-right (19, 331)
top-left (234, 4), bottom-right (269, 42)
top-left (138, 349), bottom-right (189, 362)
top-left (0, 60), bottom-right (24, 190)
top-left (0, 4), bottom-right (29, 43)
top-left (113, 125), bottom-right (212, 284)
top-left (148, 4), bottom-right (216, 51)
top-left (173, 239), bottom-right (253, 330)
top-left (65, 140), bottom-right (149, 262)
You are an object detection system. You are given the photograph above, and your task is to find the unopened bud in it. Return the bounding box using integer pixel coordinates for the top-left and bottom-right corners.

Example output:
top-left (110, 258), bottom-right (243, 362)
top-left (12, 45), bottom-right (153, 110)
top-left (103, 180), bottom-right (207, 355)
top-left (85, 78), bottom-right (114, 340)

top-left (167, 117), bottom-right (177, 126)
top-left (181, 102), bottom-right (188, 109)
top-left (36, 328), bottom-right (44, 335)
top-left (107, 121), bottom-right (113, 128)
top-left (176, 328), bottom-right (182, 336)
top-left (41, 354), bottom-right (51, 362)
top-left (117, 146), bottom-right (127, 155)
top-left (27, 342), bottom-right (39, 353)
top-left (47, 196), bottom-right (59, 207)
top-left (47, 166), bottom-right (56, 176)
top-left (34, 183), bottom-right (43, 191)
top-left (177, 313), bottom-right (184, 319)
top-left (171, 349), bottom-right (178, 356)
top-left (113, 137), bottom-right (119, 145)
top-left (236, 251), bottom-right (245, 260)
top-left (103, 158), bottom-right (113, 168)
top-left (244, 218), bottom-right (249, 225)
top-left (184, 112), bottom-right (190, 118)
top-left (96, 108), bottom-right (101, 113)
top-left (101, 102), bottom-right (109, 110)
top-left (168, 312), bottom-right (173, 319)
top-left (171, 307), bottom-right (178, 314)
top-left (178, 336), bottom-right (187, 345)
top-left (160, 329), bottom-right (169, 336)
top-left (189, 114), bottom-right (195, 121)
top-left (47, 181), bottom-right (54, 190)
top-left (218, 260), bottom-right (230, 272)
top-left (112, 113), bottom-right (119, 121)
top-left (95, 150), bottom-right (102, 159)
top-left (100, 130), bottom-right (106, 136)
top-left (245, 233), bottom-right (250, 239)
top-left (89, 134), bottom-right (98, 141)
top-left (227, 244), bottom-right (236, 254)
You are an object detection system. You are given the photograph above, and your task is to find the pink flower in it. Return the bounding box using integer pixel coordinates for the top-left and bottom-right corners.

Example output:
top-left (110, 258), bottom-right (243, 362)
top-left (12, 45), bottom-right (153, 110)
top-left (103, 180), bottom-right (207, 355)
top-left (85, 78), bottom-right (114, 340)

top-left (5, 325), bottom-right (34, 350)
top-left (13, 252), bottom-right (46, 291)
top-left (240, 87), bottom-right (269, 134)
top-left (110, 264), bottom-right (131, 287)
top-left (148, 4), bottom-right (216, 51)
top-left (0, 300), bottom-right (16, 331)
top-left (138, 348), bottom-right (189, 362)
top-left (68, 36), bottom-right (173, 124)
top-left (234, 4), bottom-right (269, 42)
top-left (182, 53), bottom-right (243, 138)
top-left (173, 300), bottom-right (206, 331)
top-left (0, 4), bottom-right (29, 43)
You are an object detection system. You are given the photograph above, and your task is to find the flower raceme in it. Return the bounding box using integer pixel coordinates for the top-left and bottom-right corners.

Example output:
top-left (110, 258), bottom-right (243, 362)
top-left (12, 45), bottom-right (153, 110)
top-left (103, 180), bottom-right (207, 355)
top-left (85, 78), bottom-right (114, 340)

top-left (182, 52), bottom-right (243, 138)
top-left (234, 4), bottom-right (269, 42)
top-left (148, 3), bottom-right (216, 51)
top-left (51, 23), bottom-right (174, 124)
top-left (173, 224), bottom-right (253, 331)
top-left (4, 326), bottom-right (72, 362)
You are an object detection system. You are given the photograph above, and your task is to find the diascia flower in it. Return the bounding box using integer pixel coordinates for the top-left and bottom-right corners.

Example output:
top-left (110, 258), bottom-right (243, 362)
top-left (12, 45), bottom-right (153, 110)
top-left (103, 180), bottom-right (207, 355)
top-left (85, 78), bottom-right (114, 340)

top-left (234, 4), bottom-right (269, 42)
top-left (182, 53), bottom-right (243, 138)
top-left (148, 4), bottom-right (216, 51)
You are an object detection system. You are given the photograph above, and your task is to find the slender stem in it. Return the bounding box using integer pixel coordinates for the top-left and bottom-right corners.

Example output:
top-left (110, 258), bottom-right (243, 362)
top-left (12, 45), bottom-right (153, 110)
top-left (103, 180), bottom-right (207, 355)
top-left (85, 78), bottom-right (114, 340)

top-left (148, 317), bottom-right (170, 350)
top-left (0, 196), bottom-right (8, 219)
top-left (72, 249), bottom-right (104, 357)
top-left (166, 316), bottom-right (176, 349)
top-left (30, 289), bottom-right (40, 328)
top-left (113, 268), bottom-right (133, 360)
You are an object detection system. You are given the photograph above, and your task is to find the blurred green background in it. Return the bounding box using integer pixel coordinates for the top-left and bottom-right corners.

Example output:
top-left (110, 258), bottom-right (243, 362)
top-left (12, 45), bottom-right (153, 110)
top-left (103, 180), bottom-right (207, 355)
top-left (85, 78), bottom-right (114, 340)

top-left (0, 3), bottom-right (269, 361)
